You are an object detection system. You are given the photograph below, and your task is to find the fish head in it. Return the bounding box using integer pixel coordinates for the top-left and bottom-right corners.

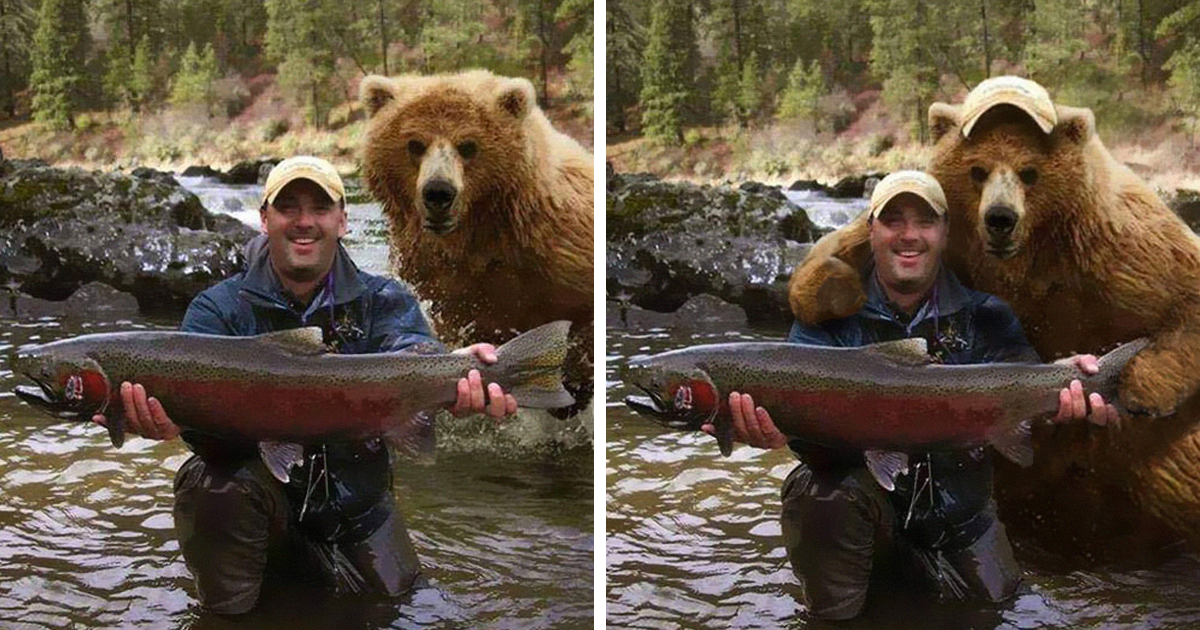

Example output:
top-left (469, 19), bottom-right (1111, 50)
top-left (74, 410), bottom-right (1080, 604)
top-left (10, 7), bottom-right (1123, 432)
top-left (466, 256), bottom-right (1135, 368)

top-left (621, 356), bottom-right (720, 432)
top-left (10, 342), bottom-right (111, 421)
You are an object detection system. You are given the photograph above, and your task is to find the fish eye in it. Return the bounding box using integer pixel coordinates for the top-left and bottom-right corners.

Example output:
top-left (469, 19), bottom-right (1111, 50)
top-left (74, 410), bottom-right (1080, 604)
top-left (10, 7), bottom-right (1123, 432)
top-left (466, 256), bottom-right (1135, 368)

top-left (407, 140), bottom-right (426, 157)
top-left (1019, 167), bottom-right (1038, 186)
top-left (970, 166), bottom-right (988, 183)
top-left (456, 141), bottom-right (478, 159)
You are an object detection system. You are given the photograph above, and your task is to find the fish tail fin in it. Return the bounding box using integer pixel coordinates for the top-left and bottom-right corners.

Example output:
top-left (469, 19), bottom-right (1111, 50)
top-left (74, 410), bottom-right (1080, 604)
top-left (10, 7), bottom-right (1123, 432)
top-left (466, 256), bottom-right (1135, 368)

top-left (1085, 337), bottom-right (1152, 407)
top-left (491, 321), bottom-right (575, 409)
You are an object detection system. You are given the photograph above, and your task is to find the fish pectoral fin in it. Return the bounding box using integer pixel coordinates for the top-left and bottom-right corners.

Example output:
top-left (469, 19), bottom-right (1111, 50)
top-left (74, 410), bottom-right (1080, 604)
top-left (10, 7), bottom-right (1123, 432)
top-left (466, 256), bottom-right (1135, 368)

top-left (386, 410), bottom-right (438, 466)
top-left (864, 450), bottom-right (909, 491)
top-left (863, 338), bottom-right (933, 366)
top-left (988, 419), bottom-right (1034, 467)
top-left (259, 441), bottom-right (305, 483)
top-left (708, 409), bottom-right (733, 457)
top-left (104, 415), bottom-right (125, 448)
top-left (256, 327), bottom-right (328, 355)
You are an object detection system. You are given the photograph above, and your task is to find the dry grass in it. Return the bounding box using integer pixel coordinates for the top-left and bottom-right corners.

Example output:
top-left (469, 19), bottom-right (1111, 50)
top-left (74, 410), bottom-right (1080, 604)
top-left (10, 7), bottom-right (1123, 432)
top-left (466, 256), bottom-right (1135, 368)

top-left (608, 115), bottom-right (1200, 193)
top-left (0, 74), bottom-right (594, 173)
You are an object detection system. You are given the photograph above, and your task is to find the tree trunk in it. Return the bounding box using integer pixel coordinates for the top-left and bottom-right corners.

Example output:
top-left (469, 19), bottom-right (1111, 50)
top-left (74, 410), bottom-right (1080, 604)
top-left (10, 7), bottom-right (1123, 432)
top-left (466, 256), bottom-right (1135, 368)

top-left (1136, 0), bottom-right (1148, 87)
top-left (538, 0), bottom-right (549, 106)
top-left (0, 0), bottom-right (10, 118)
top-left (378, 0), bottom-right (388, 75)
top-left (980, 0), bottom-right (990, 77)
top-left (732, 0), bottom-right (743, 72)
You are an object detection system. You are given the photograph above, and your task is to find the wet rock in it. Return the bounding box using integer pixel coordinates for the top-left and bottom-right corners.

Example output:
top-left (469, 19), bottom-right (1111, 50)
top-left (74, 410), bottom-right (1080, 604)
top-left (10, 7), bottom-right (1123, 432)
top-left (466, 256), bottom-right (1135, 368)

top-left (788, 179), bottom-right (826, 193)
top-left (180, 165), bottom-right (223, 179)
top-left (1169, 189), bottom-right (1200, 233)
top-left (607, 171), bottom-right (823, 325)
top-left (0, 282), bottom-right (140, 320)
top-left (0, 161), bottom-right (257, 314)
top-left (607, 294), bottom-right (749, 333)
top-left (224, 158), bottom-right (280, 185)
top-left (829, 172), bottom-right (887, 198)
top-left (130, 166), bottom-right (177, 184)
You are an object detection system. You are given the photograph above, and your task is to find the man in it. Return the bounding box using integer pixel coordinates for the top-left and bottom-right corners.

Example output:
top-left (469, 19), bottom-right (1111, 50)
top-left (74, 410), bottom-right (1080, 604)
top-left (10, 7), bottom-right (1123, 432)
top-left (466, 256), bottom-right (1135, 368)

top-left (94, 156), bottom-right (517, 614)
top-left (706, 170), bottom-right (1117, 619)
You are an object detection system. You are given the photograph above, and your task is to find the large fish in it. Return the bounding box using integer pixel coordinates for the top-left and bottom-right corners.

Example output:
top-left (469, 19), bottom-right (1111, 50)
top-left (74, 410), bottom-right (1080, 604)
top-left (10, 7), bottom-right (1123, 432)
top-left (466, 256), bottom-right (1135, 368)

top-left (621, 337), bottom-right (1148, 490)
top-left (11, 320), bottom-right (574, 481)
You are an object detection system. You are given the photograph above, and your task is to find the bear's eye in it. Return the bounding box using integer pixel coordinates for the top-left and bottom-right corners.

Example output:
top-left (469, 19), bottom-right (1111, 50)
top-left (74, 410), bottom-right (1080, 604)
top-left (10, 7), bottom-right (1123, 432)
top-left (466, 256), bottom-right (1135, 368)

top-left (407, 140), bottom-right (426, 157)
top-left (970, 166), bottom-right (988, 184)
top-left (456, 141), bottom-right (478, 159)
top-left (1019, 168), bottom-right (1038, 186)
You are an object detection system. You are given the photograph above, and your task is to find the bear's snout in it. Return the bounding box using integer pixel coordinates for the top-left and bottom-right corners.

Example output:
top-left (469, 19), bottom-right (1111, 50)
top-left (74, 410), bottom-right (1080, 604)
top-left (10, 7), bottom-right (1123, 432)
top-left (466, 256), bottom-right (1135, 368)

top-left (421, 179), bottom-right (459, 234)
top-left (984, 204), bottom-right (1019, 236)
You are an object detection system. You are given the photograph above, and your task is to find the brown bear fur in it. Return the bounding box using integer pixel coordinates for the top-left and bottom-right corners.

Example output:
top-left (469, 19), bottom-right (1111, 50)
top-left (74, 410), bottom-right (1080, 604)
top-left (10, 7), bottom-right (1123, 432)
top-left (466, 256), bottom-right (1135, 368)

top-left (359, 70), bottom-right (594, 392)
top-left (787, 97), bottom-right (1200, 548)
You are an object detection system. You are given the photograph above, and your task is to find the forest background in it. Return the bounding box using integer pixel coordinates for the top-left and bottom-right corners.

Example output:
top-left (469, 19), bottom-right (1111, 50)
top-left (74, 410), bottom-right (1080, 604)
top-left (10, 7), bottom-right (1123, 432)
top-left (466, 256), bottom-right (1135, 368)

top-left (606, 0), bottom-right (1200, 191)
top-left (0, 0), bottom-right (594, 170)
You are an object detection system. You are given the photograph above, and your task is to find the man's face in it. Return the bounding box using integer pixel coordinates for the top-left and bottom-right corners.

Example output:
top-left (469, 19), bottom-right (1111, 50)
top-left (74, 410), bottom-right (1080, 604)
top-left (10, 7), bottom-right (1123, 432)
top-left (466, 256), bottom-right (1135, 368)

top-left (869, 193), bottom-right (948, 294)
top-left (260, 179), bottom-right (347, 285)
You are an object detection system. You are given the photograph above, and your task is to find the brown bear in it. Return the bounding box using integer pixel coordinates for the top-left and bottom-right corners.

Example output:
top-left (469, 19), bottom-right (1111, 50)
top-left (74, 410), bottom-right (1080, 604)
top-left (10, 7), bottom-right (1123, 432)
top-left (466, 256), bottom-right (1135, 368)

top-left (358, 70), bottom-right (594, 410)
top-left (787, 77), bottom-right (1200, 550)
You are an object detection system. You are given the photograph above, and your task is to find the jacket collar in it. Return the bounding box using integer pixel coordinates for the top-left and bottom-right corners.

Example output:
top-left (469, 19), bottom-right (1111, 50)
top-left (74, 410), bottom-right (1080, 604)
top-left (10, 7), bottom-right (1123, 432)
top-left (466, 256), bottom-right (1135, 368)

top-left (237, 234), bottom-right (368, 317)
top-left (861, 261), bottom-right (972, 332)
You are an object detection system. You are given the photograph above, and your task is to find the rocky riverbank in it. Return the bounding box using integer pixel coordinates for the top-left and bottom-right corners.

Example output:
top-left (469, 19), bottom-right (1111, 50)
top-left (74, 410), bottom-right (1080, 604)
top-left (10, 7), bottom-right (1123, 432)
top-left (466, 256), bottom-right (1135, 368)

top-left (0, 156), bottom-right (257, 315)
top-left (607, 167), bottom-right (1200, 328)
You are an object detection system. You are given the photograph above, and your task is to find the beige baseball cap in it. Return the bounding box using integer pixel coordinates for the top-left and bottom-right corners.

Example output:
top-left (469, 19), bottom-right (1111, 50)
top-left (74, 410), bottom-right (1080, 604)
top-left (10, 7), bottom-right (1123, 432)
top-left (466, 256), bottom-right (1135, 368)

top-left (868, 170), bottom-right (948, 220)
top-left (262, 156), bottom-right (346, 206)
top-left (959, 75), bottom-right (1056, 138)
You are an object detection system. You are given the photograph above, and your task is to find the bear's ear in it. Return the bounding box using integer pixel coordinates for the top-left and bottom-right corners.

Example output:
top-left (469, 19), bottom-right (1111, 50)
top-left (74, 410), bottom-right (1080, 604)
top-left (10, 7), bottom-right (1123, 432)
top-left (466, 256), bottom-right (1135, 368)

top-left (360, 75), bottom-right (396, 118)
top-left (1055, 105), bottom-right (1095, 146)
top-left (497, 78), bottom-right (536, 119)
top-left (928, 102), bottom-right (961, 143)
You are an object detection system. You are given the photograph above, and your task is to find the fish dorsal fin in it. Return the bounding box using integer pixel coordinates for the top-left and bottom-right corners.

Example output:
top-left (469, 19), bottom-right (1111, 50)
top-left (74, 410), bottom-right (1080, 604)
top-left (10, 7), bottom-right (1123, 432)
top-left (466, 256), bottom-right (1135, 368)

top-left (256, 327), bottom-right (327, 355)
top-left (863, 338), bottom-right (932, 366)
top-left (864, 450), bottom-right (909, 491)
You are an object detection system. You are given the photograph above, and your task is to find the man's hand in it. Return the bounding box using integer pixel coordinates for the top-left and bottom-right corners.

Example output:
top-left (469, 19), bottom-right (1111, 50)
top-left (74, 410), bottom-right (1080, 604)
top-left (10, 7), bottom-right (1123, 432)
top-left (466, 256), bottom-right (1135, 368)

top-left (91, 382), bottom-right (181, 441)
top-left (702, 392), bottom-right (787, 450)
top-left (451, 343), bottom-right (518, 418)
top-left (1054, 354), bottom-right (1120, 425)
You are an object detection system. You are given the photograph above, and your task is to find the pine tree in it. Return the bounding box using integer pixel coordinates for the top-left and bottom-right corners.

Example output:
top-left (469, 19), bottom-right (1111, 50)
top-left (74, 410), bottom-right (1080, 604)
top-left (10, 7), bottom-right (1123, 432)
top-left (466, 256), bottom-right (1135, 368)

top-left (0, 0), bottom-right (35, 118)
top-left (606, 0), bottom-right (646, 133)
top-left (130, 35), bottom-right (156, 111)
top-left (866, 0), bottom-right (937, 141)
top-left (516, 0), bottom-right (565, 105)
top-left (778, 58), bottom-right (825, 126)
top-left (265, 0), bottom-right (338, 128)
top-left (29, 0), bottom-right (90, 129)
top-left (736, 51), bottom-right (762, 125)
top-left (1159, 1), bottom-right (1200, 146)
top-left (640, 0), bottom-right (694, 143)
top-left (556, 0), bottom-right (593, 101)
top-left (171, 42), bottom-right (219, 113)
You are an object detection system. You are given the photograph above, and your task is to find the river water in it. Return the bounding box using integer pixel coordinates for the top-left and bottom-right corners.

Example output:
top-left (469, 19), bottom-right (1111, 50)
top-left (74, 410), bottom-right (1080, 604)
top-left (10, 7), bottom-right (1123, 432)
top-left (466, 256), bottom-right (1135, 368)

top-left (0, 176), bottom-right (593, 629)
top-left (605, 189), bottom-right (1200, 629)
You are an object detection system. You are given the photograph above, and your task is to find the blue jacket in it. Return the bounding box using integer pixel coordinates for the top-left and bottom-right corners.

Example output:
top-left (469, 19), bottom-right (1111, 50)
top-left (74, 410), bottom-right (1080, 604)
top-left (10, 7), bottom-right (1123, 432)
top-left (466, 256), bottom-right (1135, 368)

top-left (788, 264), bottom-right (1040, 549)
top-left (179, 235), bottom-right (442, 542)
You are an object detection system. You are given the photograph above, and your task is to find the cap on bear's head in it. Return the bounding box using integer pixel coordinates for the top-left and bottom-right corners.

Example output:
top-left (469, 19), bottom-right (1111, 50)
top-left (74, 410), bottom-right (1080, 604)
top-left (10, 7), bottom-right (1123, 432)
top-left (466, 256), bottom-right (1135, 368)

top-left (959, 76), bottom-right (1057, 138)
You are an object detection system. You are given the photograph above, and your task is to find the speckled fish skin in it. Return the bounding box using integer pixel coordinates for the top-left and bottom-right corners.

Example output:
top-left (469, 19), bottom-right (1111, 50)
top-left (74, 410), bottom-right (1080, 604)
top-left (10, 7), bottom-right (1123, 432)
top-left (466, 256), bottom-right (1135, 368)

top-left (11, 320), bottom-right (574, 446)
top-left (622, 337), bottom-right (1148, 459)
